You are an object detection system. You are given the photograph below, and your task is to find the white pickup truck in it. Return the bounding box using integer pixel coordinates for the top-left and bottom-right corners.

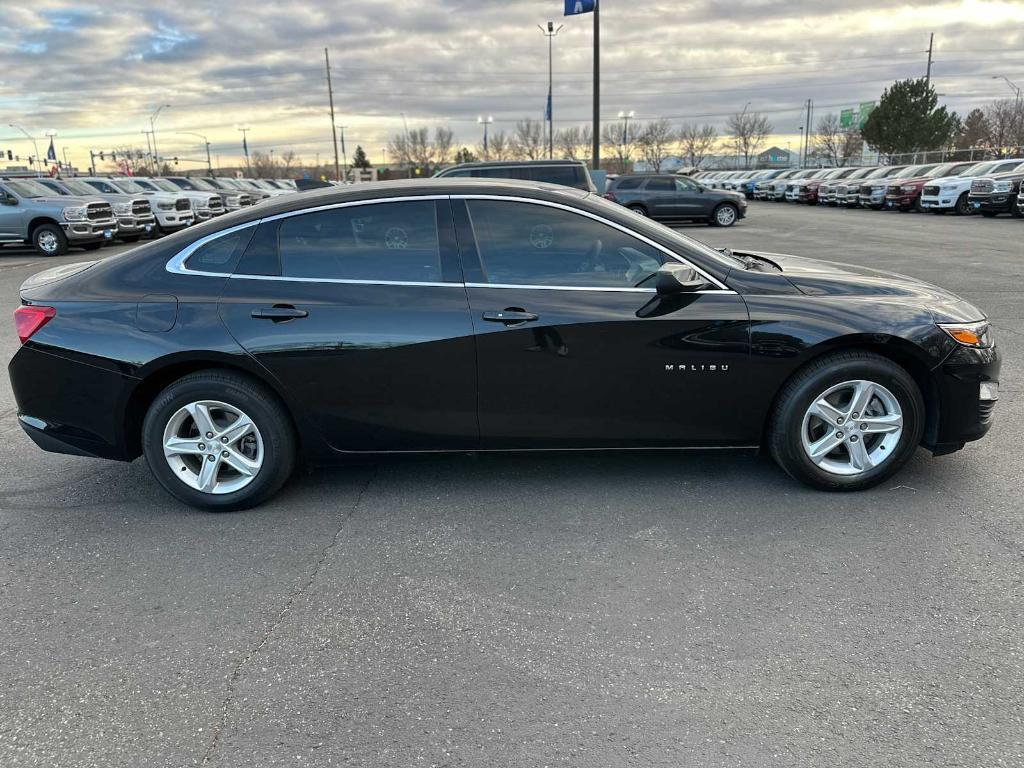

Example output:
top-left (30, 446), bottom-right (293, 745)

top-left (128, 177), bottom-right (225, 224)
top-left (920, 158), bottom-right (1024, 215)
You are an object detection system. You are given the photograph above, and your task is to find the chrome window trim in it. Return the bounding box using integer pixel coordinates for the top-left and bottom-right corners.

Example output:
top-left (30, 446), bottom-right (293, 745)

top-left (164, 192), bottom-right (734, 293)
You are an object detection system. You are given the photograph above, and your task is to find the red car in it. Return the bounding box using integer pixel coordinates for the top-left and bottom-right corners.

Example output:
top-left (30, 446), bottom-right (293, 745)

top-left (800, 167), bottom-right (864, 204)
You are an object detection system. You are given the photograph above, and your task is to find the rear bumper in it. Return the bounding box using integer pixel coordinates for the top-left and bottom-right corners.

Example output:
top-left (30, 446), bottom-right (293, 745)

top-left (8, 344), bottom-right (137, 461)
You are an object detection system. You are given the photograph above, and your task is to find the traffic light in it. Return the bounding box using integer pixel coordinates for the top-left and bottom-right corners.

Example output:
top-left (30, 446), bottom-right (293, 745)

top-left (5, 150), bottom-right (11, 161)
top-left (173, 157), bottom-right (179, 165)
top-left (99, 151), bottom-right (105, 161)
top-left (111, 152), bottom-right (118, 161)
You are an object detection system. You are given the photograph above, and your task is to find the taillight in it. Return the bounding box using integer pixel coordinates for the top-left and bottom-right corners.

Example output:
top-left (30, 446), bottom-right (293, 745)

top-left (14, 305), bottom-right (56, 344)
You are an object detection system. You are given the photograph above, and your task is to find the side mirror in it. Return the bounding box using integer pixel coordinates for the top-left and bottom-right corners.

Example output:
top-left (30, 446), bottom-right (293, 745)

top-left (656, 263), bottom-right (708, 294)
top-left (1, 194), bottom-right (18, 206)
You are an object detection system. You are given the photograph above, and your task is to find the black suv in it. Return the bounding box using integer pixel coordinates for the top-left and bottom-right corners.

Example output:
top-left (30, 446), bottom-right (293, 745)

top-left (434, 160), bottom-right (597, 192)
top-left (604, 174), bottom-right (747, 226)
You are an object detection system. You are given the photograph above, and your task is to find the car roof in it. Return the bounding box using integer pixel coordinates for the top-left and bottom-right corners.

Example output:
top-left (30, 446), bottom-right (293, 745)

top-left (440, 160), bottom-right (585, 170)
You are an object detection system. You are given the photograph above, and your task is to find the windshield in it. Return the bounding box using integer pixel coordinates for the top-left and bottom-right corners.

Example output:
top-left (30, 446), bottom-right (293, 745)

top-left (957, 161), bottom-right (996, 177)
top-left (151, 178), bottom-right (184, 193)
top-left (60, 179), bottom-right (100, 196)
top-left (187, 177), bottom-right (218, 191)
top-left (111, 178), bottom-right (146, 193)
top-left (5, 180), bottom-right (55, 198)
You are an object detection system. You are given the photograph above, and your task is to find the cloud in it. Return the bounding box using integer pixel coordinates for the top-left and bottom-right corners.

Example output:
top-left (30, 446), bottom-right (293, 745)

top-left (1, 0), bottom-right (1022, 169)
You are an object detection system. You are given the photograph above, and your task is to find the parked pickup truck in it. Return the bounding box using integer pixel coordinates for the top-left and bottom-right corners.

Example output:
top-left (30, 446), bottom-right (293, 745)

top-left (104, 177), bottom-right (194, 235)
top-left (920, 158), bottom-right (1024, 215)
top-left (39, 177), bottom-right (158, 243)
top-left (968, 167), bottom-right (1024, 217)
top-left (163, 176), bottom-right (254, 211)
top-left (0, 177), bottom-right (116, 256)
top-left (130, 177), bottom-right (225, 222)
top-left (882, 161), bottom-right (976, 212)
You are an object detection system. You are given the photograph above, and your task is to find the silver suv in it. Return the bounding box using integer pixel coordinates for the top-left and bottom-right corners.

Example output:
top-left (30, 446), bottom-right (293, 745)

top-left (0, 177), bottom-right (117, 256)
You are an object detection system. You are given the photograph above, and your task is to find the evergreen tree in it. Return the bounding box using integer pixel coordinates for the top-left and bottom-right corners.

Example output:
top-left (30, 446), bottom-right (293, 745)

top-left (453, 147), bottom-right (478, 164)
top-left (352, 145), bottom-right (371, 169)
top-left (861, 78), bottom-right (959, 157)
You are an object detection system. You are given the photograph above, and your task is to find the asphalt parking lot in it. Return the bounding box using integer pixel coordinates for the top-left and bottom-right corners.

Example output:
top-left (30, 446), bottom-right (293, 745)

top-left (1, 202), bottom-right (1022, 767)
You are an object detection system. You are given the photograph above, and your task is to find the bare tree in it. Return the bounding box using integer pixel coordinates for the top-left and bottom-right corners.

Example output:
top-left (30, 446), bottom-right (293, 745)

top-left (278, 150), bottom-right (297, 177)
top-left (555, 125), bottom-right (592, 161)
top-left (512, 118), bottom-right (545, 160)
top-left (678, 122), bottom-right (718, 169)
top-left (487, 130), bottom-right (512, 161)
top-left (387, 133), bottom-right (411, 166)
top-left (813, 114), bottom-right (845, 166)
top-left (407, 128), bottom-right (435, 169)
top-left (985, 98), bottom-right (1024, 156)
top-left (600, 122), bottom-right (636, 174)
top-left (251, 151), bottom-right (278, 178)
top-left (434, 127), bottom-right (455, 167)
top-left (635, 119), bottom-right (676, 172)
top-left (726, 111), bottom-right (773, 169)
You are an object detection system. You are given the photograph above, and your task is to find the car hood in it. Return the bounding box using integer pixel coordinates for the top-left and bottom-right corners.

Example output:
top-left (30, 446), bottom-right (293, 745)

top-left (28, 195), bottom-right (106, 206)
top-left (740, 251), bottom-right (985, 322)
top-left (927, 175), bottom-right (971, 186)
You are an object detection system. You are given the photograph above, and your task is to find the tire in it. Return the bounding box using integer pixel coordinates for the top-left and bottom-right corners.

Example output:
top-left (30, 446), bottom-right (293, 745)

top-left (626, 204), bottom-right (648, 217)
top-left (711, 203), bottom-right (738, 227)
top-left (954, 193), bottom-right (971, 216)
top-left (32, 223), bottom-right (68, 257)
top-left (767, 351), bottom-right (925, 492)
top-left (80, 242), bottom-right (104, 251)
top-left (142, 370), bottom-right (296, 511)
top-left (120, 235), bottom-right (141, 243)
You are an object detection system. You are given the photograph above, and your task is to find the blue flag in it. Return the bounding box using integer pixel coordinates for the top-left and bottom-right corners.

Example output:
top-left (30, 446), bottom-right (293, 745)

top-left (565, 0), bottom-right (595, 15)
top-left (46, 137), bottom-right (57, 162)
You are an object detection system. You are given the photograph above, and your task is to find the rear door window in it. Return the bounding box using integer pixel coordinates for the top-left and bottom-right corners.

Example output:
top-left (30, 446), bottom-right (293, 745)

top-left (644, 178), bottom-right (674, 191)
top-left (277, 200), bottom-right (443, 283)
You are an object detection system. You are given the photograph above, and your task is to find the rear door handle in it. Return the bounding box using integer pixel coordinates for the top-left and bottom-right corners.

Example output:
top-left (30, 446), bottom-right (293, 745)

top-left (251, 305), bottom-right (308, 321)
top-left (482, 309), bottom-right (539, 325)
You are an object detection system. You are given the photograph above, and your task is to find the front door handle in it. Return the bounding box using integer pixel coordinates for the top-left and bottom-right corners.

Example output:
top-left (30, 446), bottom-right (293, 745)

top-left (482, 309), bottom-right (539, 325)
top-left (251, 305), bottom-right (308, 321)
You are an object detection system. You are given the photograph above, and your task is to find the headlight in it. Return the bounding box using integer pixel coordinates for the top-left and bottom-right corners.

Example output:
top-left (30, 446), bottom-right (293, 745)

top-left (62, 206), bottom-right (87, 222)
top-left (938, 320), bottom-right (993, 349)
top-left (901, 185), bottom-right (917, 193)
top-left (226, 195), bottom-right (242, 206)
top-left (992, 180), bottom-right (1012, 193)
top-left (112, 202), bottom-right (132, 215)
top-left (157, 201), bottom-right (174, 211)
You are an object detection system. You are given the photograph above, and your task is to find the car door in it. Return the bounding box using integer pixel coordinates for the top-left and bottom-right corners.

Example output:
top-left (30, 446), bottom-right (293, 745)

top-left (453, 196), bottom-right (751, 448)
top-left (674, 176), bottom-right (708, 215)
top-left (0, 183), bottom-right (24, 242)
top-left (641, 177), bottom-right (677, 217)
top-left (217, 197), bottom-right (479, 452)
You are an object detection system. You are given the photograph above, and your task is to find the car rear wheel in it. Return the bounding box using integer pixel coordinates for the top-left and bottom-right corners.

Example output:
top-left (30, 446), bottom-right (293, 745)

top-left (626, 204), bottom-right (648, 217)
top-left (142, 370), bottom-right (296, 511)
top-left (710, 203), bottom-right (738, 227)
top-left (32, 223), bottom-right (68, 257)
top-left (768, 351), bottom-right (924, 491)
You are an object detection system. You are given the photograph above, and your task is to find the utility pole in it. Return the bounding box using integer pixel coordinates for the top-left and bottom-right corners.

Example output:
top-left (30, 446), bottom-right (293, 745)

top-left (142, 130), bottom-right (154, 169)
top-left (149, 104), bottom-right (171, 170)
top-left (591, 0), bottom-right (600, 170)
top-left (177, 132), bottom-right (212, 173)
top-left (539, 21), bottom-right (563, 159)
top-left (8, 124), bottom-right (41, 176)
top-left (925, 33), bottom-right (934, 87)
top-left (324, 47), bottom-right (341, 182)
top-left (802, 99), bottom-right (813, 167)
top-left (478, 115), bottom-right (493, 159)
top-left (237, 126), bottom-right (251, 173)
top-left (339, 125), bottom-right (348, 181)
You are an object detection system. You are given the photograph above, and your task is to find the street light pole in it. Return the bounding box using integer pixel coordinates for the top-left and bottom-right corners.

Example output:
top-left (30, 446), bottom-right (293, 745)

top-left (177, 131), bottom-right (213, 173)
top-left (539, 21), bottom-right (563, 159)
top-left (477, 115), bottom-right (493, 159)
top-left (149, 104), bottom-right (171, 170)
top-left (8, 124), bottom-right (41, 176)
top-left (591, 0), bottom-right (600, 171)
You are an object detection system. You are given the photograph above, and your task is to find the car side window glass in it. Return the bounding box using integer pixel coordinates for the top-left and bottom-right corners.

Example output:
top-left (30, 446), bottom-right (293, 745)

top-left (614, 177), bottom-right (643, 190)
top-left (645, 178), bottom-right (674, 191)
top-left (467, 200), bottom-right (666, 289)
top-left (278, 200), bottom-right (442, 282)
top-left (185, 228), bottom-right (254, 273)
top-left (87, 181), bottom-right (117, 193)
top-left (675, 178), bottom-right (698, 191)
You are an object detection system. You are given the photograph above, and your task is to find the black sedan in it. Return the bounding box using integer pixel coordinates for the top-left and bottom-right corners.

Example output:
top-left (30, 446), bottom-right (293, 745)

top-left (8, 179), bottom-right (999, 510)
top-left (604, 174), bottom-right (747, 226)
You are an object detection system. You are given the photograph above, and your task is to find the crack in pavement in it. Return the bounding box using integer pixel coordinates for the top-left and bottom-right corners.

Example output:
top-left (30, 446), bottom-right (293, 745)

top-left (199, 466), bottom-right (379, 766)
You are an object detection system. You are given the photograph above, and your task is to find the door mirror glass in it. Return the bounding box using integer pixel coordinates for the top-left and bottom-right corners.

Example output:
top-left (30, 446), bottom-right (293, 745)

top-left (1, 193), bottom-right (17, 206)
top-left (656, 263), bottom-right (707, 294)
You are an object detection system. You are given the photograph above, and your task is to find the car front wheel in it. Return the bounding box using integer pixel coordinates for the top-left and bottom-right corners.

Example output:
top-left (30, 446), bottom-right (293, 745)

top-left (142, 370), bottom-right (296, 510)
top-left (627, 204), bottom-right (647, 217)
top-left (710, 203), bottom-right (738, 227)
top-left (32, 223), bottom-right (68, 257)
top-left (768, 351), bottom-right (924, 491)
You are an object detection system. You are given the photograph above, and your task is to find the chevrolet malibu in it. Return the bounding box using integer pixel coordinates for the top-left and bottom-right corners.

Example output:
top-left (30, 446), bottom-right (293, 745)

top-left (8, 179), bottom-right (1000, 510)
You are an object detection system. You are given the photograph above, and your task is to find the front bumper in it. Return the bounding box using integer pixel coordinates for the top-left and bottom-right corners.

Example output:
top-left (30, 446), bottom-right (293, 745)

top-left (968, 194), bottom-right (1015, 214)
top-left (884, 192), bottom-right (918, 209)
top-left (859, 190), bottom-right (886, 207)
top-left (61, 218), bottom-right (118, 242)
top-left (153, 210), bottom-right (195, 230)
top-left (920, 194), bottom-right (956, 210)
top-left (930, 343), bottom-right (1001, 453)
top-left (115, 214), bottom-right (156, 235)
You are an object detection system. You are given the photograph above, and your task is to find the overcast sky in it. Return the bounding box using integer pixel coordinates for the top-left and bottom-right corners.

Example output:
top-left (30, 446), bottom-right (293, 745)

top-left (1, 0), bottom-right (1022, 171)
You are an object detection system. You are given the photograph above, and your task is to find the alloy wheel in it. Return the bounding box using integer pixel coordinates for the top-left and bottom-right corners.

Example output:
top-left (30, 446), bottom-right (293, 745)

top-left (715, 205), bottom-right (737, 225)
top-left (800, 380), bottom-right (903, 476)
top-left (37, 231), bottom-right (59, 254)
top-left (162, 400), bottom-right (264, 494)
